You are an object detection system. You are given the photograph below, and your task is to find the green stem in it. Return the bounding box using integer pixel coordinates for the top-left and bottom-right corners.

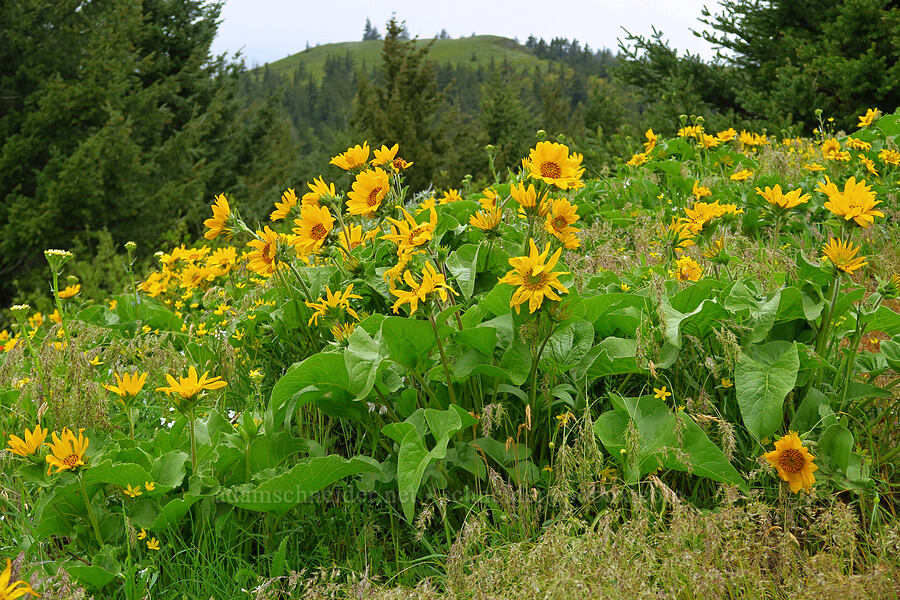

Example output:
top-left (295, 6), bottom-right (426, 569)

top-left (79, 472), bottom-right (104, 546)
top-left (51, 271), bottom-right (73, 351)
top-left (189, 408), bottom-right (197, 473)
top-left (429, 314), bottom-right (456, 405)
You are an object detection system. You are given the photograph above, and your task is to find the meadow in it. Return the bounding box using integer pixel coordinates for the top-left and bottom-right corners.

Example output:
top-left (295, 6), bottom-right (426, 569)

top-left (2, 109), bottom-right (900, 599)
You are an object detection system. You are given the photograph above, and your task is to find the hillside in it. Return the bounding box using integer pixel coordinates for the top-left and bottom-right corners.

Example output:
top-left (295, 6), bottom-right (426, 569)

top-left (264, 35), bottom-right (550, 80)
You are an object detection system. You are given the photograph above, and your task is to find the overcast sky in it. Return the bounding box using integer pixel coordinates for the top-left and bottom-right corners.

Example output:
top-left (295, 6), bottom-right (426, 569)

top-left (210, 0), bottom-right (723, 67)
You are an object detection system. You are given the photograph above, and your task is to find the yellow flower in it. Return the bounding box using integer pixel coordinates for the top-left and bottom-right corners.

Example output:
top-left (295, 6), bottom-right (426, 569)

top-left (145, 481), bottom-right (156, 491)
top-left (729, 169), bottom-right (753, 181)
top-left (45, 427), bottom-right (89, 475)
top-left (381, 207), bottom-right (437, 254)
top-left (292, 204), bottom-right (335, 254)
top-left (820, 138), bottom-right (841, 160)
top-left (620, 283), bottom-right (630, 291)
top-left (643, 128), bottom-right (657, 151)
top-left (716, 128), bottom-right (737, 142)
top-left (653, 386), bottom-right (671, 400)
top-left (522, 141), bottom-right (584, 189)
top-left (469, 207), bottom-right (502, 231)
top-left (123, 484), bottom-right (142, 498)
top-left (103, 371), bottom-right (148, 400)
top-left (330, 322), bottom-right (356, 342)
top-left (755, 185), bottom-right (810, 211)
top-left (857, 108), bottom-right (879, 128)
top-left (699, 134), bottom-right (720, 149)
top-left (818, 176), bottom-right (883, 228)
top-left (859, 154), bottom-right (878, 175)
top-left (803, 162), bottom-right (825, 172)
top-left (498, 239), bottom-right (569, 314)
top-left (156, 366), bottom-right (227, 401)
top-left (137, 528), bottom-right (148, 540)
top-left (543, 198), bottom-right (580, 241)
top-left (821, 238), bottom-right (867, 274)
top-left (0, 558), bottom-right (39, 599)
top-left (626, 152), bottom-right (648, 166)
top-left (391, 263), bottom-right (458, 314)
top-left (269, 188), bottom-right (298, 221)
top-left (555, 411), bottom-right (576, 427)
top-left (509, 181), bottom-right (548, 217)
top-left (58, 284), bottom-right (81, 299)
top-left (438, 189), bottom-right (463, 204)
top-left (305, 285), bottom-right (362, 326)
top-left (879, 148), bottom-right (900, 166)
top-left (245, 227), bottom-right (281, 277)
top-left (203, 194), bottom-right (232, 240)
top-left (678, 125), bottom-right (703, 139)
top-left (478, 187), bottom-right (500, 210)
top-left (337, 225), bottom-right (377, 253)
top-left (146, 537), bottom-right (160, 551)
top-left (330, 142), bottom-right (370, 170)
top-left (301, 177), bottom-right (337, 206)
top-left (691, 180), bottom-right (711, 200)
top-left (674, 256), bottom-right (702, 282)
top-left (845, 137), bottom-right (871, 151)
top-left (370, 143), bottom-right (399, 166)
top-left (721, 378), bottom-right (733, 389)
top-left (764, 431), bottom-right (817, 493)
top-left (346, 168), bottom-right (389, 216)
top-left (7, 424), bottom-right (48, 457)
top-left (739, 130), bottom-right (767, 146)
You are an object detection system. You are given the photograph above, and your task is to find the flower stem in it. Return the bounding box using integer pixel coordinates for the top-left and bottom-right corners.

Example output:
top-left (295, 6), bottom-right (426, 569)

top-left (429, 314), bottom-right (456, 405)
top-left (189, 408), bottom-right (197, 473)
top-left (51, 271), bottom-right (73, 350)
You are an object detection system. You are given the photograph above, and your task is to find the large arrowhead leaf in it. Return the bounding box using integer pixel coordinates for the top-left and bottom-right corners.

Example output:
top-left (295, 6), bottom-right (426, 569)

top-left (223, 455), bottom-right (380, 515)
top-left (381, 316), bottom-right (436, 370)
top-left (735, 341), bottom-right (799, 440)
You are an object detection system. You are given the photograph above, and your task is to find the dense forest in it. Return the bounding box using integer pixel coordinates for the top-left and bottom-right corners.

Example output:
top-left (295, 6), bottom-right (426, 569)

top-left (1, 0), bottom-right (897, 311)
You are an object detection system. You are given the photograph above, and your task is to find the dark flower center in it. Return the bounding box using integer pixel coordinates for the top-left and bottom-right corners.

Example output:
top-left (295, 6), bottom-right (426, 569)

top-left (778, 448), bottom-right (805, 473)
top-left (540, 161), bottom-right (562, 179)
top-left (311, 224), bottom-right (328, 240)
top-left (367, 187), bottom-right (383, 206)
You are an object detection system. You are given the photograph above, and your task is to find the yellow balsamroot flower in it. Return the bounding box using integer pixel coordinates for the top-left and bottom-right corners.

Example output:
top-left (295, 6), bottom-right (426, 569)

top-left (859, 154), bottom-right (878, 176)
top-left (469, 207), bottom-right (502, 231)
top-left (58, 284), bottom-right (81, 299)
top-left (543, 198), bottom-right (580, 241)
top-left (370, 143), bottom-right (399, 166)
top-left (803, 162), bottom-right (825, 172)
top-left (522, 141), bottom-right (585, 189)
top-left (0, 558), bottom-right (39, 599)
top-left (643, 128), bottom-right (657, 151)
top-left (478, 187), bottom-right (499, 210)
top-left (820, 138), bottom-right (841, 160)
top-left (305, 284), bottom-right (362, 326)
top-left (764, 431), bottom-right (817, 493)
top-left (206, 247), bottom-right (237, 276)
top-left (739, 130), bottom-right (767, 147)
top-left (123, 484), bottom-right (142, 498)
top-left (857, 107), bottom-right (879, 128)
top-left (673, 256), bottom-right (702, 282)
top-left (716, 128), bottom-right (737, 142)
top-left (330, 142), bottom-right (370, 170)
top-left (499, 239), bottom-right (569, 314)
top-left (156, 366), bottom-right (227, 403)
top-left (699, 134), bottom-right (720, 149)
top-left (845, 137), bottom-right (871, 151)
top-left (729, 169), bottom-right (753, 181)
top-left (7, 424), bottom-right (48, 457)
top-left (509, 181), bottom-right (548, 217)
top-left (103, 371), bottom-right (148, 403)
top-left (879, 148), bottom-right (900, 166)
top-left (382, 206), bottom-right (437, 254)
top-left (269, 188), bottom-right (298, 221)
top-left (691, 180), bottom-right (711, 200)
top-left (337, 224), bottom-right (377, 253)
top-left (203, 194), bottom-right (232, 240)
top-left (438, 189), bottom-right (462, 204)
top-left (756, 184), bottom-right (810, 211)
top-left (45, 427), bottom-right (89, 475)
top-left (302, 177), bottom-right (337, 206)
top-left (292, 204), bottom-right (335, 255)
top-left (391, 263), bottom-right (458, 314)
top-left (626, 152), bottom-right (648, 166)
top-left (330, 322), bottom-right (356, 343)
top-left (678, 125), bottom-right (703, 139)
top-left (821, 238), bottom-right (867, 274)
top-left (346, 168), bottom-right (389, 216)
top-left (817, 176), bottom-right (883, 228)
top-left (245, 227), bottom-right (281, 277)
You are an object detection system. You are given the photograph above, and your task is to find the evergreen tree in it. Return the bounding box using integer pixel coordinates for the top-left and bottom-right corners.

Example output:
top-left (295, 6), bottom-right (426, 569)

top-left (362, 18), bottom-right (381, 41)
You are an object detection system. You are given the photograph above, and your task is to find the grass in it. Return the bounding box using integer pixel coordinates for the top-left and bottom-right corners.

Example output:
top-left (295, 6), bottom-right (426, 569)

top-left (263, 35), bottom-right (549, 81)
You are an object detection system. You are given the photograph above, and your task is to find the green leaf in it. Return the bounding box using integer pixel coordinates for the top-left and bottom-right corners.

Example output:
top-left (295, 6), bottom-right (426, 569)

top-left (543, 319), bottom-right (594, 374)
top-left (381, 316), bottom-right (436, 370)
top-left (150, 493), bottom-right (201, 530)
top-left (270, 537), bottom-right (289, 578)
top-left (818, 424), bottom-right (853, 472)
top-left (446, 243), bottom-right (480, 299)
top-left (735, 341), bottom-right (799, 440)
top-left (65, 563), bottom-right (117, 590)
top-left (790, 388), bottom-right (829, 433)
top-left (344, 326), bottom-right (387, 400)
top-left (869, 306), bottom-right (900, 336)
top-left (223, 455), bottom-right (380, 515)
top-left (454, 326), bottom-right (497, 356)
top-left (249, 433), bottom-right (308, 473)
top-left (593, 395), bottom-right (746, 490)
top-left (881, 336), bottom-right (900, 370)
top-left (578, 337), bottom-right (646, 380)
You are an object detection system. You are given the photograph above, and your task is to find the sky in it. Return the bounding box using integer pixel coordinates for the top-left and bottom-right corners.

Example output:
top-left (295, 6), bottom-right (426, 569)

top-left (210, 0), bottom-right (723, 67)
